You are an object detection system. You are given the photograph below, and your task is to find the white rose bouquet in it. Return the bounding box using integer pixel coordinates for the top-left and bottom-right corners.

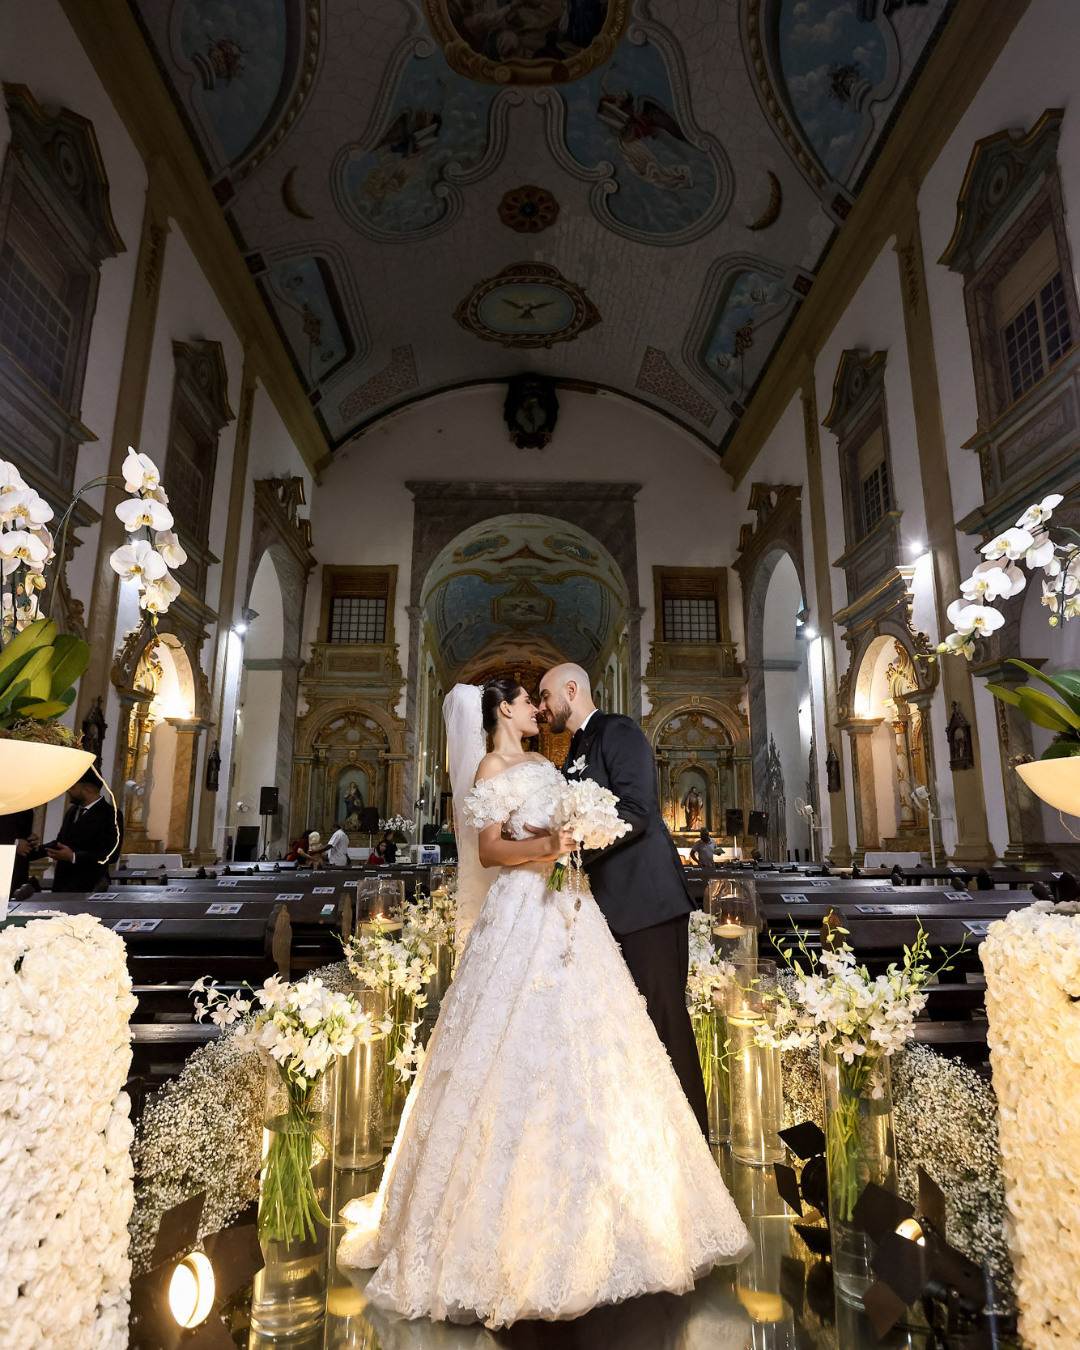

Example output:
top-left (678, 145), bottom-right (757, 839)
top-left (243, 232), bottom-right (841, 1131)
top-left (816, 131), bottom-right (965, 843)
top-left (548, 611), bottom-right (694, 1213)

top-left (192, 975), bottom-right (372, 1245)
top-left (547, 777), bottom-right (632, 891)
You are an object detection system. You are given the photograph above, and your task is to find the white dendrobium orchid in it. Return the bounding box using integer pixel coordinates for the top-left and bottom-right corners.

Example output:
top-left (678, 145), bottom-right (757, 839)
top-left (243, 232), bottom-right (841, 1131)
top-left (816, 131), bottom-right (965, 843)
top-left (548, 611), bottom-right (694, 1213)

top-left (153, 529), bottom-right (187, 569)
top-left (115, 496), bottom-right (174, 533)
top-left (121, 448), bottom-right (162, 495)
top-left (981, 526), bottom-right (1035, 561)
top-left (0, 487), bottom-right (53, 528)
top-left (139, 573), bottom-right (181, 614)
top-left (938, 631), bottom-right (976, 659)
top-left (109, 539), bottom-right (168, 584)
top-left (1025, 531), bottom-right (1056, 570)
top-left (1016, 493), bottom-right (1064, 531)
top-left (960, 560), bottom-right (1024, 602)
top-left (946, 598), bottom-right (1005, 637)
top-left (0, 528), bottom-right (50, 576)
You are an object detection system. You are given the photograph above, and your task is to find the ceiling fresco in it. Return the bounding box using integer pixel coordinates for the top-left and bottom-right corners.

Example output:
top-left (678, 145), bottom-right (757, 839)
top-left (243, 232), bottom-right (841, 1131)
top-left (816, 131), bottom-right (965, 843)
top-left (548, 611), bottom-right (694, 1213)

top-left (421, 516), bottom-right (627, 678)
top-left (129, 0), bottom-right (951, 452)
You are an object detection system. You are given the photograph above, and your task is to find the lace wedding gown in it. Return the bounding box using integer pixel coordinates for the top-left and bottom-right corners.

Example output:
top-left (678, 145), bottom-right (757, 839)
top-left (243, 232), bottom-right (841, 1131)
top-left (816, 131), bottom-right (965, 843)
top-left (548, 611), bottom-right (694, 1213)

top-left (338, 759), bottom-right (751, 1328)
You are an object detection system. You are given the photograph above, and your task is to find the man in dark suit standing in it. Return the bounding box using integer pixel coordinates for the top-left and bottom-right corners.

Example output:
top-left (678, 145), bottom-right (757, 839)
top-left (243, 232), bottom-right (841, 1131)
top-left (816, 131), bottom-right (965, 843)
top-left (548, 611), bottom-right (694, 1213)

top-left (536, 663), bottom-right (708, 1138)
top-left (0, 809), bottom-right (37, 896)
top-left (31, 769), bottom-right (124, 893)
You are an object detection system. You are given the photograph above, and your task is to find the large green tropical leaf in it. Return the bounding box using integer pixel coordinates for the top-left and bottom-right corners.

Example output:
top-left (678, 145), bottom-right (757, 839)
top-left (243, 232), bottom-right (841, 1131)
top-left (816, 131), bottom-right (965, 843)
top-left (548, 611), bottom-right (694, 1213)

top-left (0, 618), bottom-right (56, 680)
top-left (0, 676), bottom-right (30, 719)
top-left (985, 683), bottom-right (1022, 708)
top-left (1008, 660), bottom-right (1080, 719)
top-left (14, 698), bottom-right (75, 721)
top-left (1041, 738), bottom-right (1080, 759)
top-left (0, 648), bottom-right (35, 699)
top-left (48, 635), bottom-right (89, 701)
top-left (1017, 687), bottom-right (1080, 731)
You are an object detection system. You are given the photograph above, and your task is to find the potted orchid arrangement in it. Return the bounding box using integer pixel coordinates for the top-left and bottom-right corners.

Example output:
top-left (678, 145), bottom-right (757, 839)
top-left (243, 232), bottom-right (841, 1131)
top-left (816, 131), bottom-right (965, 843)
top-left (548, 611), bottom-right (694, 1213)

top-left (938, 492), bottom-right (1080, 812)
top-left (0, 449), bottom-right (184, 811)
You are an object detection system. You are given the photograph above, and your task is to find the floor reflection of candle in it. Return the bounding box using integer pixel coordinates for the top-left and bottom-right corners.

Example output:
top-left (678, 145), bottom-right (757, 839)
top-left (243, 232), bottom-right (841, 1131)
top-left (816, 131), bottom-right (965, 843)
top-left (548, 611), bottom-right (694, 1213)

top-left (728, 1007), bottom-right (784, 1166)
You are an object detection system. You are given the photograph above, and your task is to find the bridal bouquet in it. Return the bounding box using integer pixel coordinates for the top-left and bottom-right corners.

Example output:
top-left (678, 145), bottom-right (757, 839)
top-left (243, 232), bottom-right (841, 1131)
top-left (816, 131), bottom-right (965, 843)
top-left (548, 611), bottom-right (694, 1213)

top-left (191, 975), bottom-right (372, 1244)
top-left (547, 777), bottom-right (632, 891)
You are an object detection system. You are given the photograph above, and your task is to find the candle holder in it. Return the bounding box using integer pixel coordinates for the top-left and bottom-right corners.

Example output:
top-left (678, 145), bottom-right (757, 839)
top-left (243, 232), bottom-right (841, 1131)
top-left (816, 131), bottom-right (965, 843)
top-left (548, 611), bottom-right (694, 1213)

top-left (378, 878), bottom-right (405, 919)
top-left (705, 882), bottom-right (759, 965)
top-left (724, 959), bottom-right (784, 1167)
top-left (356, 878), bottom-right (381, 925)
top-left (335, 987), bottom-right (387, 1171)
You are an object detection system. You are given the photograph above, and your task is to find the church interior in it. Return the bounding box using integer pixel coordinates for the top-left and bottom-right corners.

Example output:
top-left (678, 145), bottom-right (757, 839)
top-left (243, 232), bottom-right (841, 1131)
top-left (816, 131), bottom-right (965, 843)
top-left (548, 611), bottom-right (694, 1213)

top-left (1, 0), bottom-right (1079, 1346)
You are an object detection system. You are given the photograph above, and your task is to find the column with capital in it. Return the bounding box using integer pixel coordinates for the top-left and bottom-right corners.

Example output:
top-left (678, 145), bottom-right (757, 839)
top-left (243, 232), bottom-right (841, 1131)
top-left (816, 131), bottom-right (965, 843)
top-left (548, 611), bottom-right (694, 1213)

top-left (842, 720), bottom-right (882, 861)
top-left (165, 718), bottom-right (206, 856)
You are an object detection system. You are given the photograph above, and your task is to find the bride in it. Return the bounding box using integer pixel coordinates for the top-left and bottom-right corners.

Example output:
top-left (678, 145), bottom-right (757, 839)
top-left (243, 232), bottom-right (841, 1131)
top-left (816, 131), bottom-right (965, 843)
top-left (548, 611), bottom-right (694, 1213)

top-left (338, 678), bottom-right (751, 1327)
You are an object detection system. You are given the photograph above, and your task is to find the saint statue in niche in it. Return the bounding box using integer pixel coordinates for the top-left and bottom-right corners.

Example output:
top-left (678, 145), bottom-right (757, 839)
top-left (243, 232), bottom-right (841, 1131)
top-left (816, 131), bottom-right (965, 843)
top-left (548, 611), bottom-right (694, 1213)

top-left (826, 743), bottom-right (841, 793)
top-left (947, 702), bottom-right (974, 771)
top-left (342, 779), bottom-right (365, 831)
top-left (681, 784), bottom-right (704, 832)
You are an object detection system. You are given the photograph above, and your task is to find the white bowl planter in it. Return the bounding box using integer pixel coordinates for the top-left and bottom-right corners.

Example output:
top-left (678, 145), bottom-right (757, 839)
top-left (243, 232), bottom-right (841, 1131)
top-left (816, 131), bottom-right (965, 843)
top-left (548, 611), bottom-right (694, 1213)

top-left (0, 741), bottom-right (94, 812)
top-left (1015, 756), bottom-right (1080, 816)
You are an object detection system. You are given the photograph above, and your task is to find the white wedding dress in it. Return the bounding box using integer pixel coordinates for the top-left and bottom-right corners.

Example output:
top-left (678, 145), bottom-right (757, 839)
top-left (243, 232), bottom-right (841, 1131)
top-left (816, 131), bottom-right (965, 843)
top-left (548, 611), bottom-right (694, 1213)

top-left (338, 759), bottom-right (751, 1328)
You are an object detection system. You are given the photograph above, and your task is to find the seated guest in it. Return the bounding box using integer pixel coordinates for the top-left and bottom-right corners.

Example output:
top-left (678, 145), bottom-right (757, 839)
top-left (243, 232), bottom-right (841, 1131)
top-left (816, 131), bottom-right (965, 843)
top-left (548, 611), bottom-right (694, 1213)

top-left (31, 770), bottom-right (123, 893)
top-left (0, 809), bottom-right (38, 896)
top-left (287, 830), bottom-right (310, 863)
top-left (380, 829), bottom-right (398, 865)
top-left (366, 839), bottom-right (389, 866)
top-left (325, 821), bottom-right (351, 869)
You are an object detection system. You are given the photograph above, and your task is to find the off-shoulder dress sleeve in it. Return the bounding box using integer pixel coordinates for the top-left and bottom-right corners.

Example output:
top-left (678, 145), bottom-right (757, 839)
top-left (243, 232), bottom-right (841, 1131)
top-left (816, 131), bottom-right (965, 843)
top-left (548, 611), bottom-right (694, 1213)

top-left (462, 778), bottom-right (505, 831)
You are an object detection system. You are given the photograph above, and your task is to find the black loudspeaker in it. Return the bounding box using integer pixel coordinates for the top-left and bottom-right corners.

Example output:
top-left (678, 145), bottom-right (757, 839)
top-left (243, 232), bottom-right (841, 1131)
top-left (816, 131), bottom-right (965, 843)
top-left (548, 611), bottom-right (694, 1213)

top-left (748, 810), bottom-right (769, 836)
top-left (259, 786), bottom-right (279, 816)
top-left (359, 806), bottom-right (381, 832)
top-left (422, 824), bottom-right (438, 844)
top-left (234, 825), bottom-right (261, 862)
top-left (725, 808), bottom-right (744, 836)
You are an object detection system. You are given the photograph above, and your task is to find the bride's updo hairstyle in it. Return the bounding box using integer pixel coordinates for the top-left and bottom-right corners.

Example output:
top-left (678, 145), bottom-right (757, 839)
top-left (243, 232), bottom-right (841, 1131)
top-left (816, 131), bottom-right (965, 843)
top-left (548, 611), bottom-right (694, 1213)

top-left (482, 678), bottom-right (525, 734)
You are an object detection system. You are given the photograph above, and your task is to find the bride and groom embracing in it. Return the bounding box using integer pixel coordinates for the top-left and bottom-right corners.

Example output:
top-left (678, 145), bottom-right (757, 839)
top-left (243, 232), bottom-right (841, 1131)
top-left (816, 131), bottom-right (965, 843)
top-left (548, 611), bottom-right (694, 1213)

top-left (338, 664), bottom-right (751, 1327)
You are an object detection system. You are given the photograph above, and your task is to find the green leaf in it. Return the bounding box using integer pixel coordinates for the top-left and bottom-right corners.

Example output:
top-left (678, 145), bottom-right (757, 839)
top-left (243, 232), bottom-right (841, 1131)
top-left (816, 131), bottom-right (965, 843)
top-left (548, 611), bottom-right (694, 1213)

top-left (1008, 660), bottom-right (1080, 719)
top-left (985, 683), bottom-right (1023, 708)
top-left (0, 618), bottom-right (56, 679)
top-left (1016, 688), bottom-right (1078, 731)
top-left (1041, 739), bottom-right (1080, 759)
top-left (48, 635), bottom-right (89, 701)
top-left (0, 676), bottom-right (30, 717)
top-left (0, 648), bottom-right (34, 698)
top-left (15, 698), bottom-right (75, 721)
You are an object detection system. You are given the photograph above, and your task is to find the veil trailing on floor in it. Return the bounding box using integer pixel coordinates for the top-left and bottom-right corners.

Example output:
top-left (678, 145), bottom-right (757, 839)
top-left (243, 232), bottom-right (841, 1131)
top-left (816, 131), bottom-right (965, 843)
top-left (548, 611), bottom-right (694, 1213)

top-left (442, 684), bottom-right (489, 945)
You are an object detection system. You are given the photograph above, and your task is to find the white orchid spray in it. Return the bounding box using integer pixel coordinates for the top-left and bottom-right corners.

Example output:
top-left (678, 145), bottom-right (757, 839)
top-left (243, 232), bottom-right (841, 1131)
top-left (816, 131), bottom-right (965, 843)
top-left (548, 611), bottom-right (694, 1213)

top-left (546, 776), bottom-right (632, 891)
top-left (938, 493), bottom-right (1080, 759)
top-left (191, 974), bottom-right (373, 1245)
top-left (687, 909), bottom-right (733, 1110)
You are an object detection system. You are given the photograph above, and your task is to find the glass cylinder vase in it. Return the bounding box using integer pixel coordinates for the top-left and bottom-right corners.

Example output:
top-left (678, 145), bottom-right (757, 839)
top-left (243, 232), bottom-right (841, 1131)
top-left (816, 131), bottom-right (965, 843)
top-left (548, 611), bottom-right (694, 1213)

top-left (382, 989), bottom-right (416, 1146)
top-left (694, 1006), bottom-right (730, 1146)
top-left (726, 961), bottom-right (784, 1166)
top-left (250, 1059), bottom-right (338, 1336)
top-left (335, 988), bottom-right (386, 1171)
top-left (819, 1043), bottom-right (898, 1307)
top-left (705, 881), bottom-right (759, 965)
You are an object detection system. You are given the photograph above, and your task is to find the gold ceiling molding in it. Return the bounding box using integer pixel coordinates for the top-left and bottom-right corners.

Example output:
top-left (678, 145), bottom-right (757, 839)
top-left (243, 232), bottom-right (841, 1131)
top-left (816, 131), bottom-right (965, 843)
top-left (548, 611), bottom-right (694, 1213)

top-left (58, 0), bottom-right (326, 478)
top-left (722, 0), bottom-right (1031, 487)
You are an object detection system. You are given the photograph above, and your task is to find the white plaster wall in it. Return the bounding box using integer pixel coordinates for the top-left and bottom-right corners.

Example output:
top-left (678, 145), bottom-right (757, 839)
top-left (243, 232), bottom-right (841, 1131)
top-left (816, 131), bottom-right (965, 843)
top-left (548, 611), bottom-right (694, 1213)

top-left (306, 384), bottom-right (739, 715)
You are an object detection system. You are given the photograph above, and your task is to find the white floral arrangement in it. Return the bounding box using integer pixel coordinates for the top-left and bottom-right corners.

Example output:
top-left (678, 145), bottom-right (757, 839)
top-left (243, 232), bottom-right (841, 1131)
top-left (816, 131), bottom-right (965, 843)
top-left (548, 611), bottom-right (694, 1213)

top-left (0, 448), bottom-right (185, 637)
top-left (547, 776), bottom-right (632, 891)
top-left (378, 814), bottom-right (416, 837)
top-left (343, 923), bottom-right (435, 1084)
top-left (0, 914), bottom-right (136, 1349)
top-left (687, 909), bottom-right (733, 1017)
top-left (981, 902), bottom-right (1080, 1347)
top-left (940, 493), bottom-right (1078, 655)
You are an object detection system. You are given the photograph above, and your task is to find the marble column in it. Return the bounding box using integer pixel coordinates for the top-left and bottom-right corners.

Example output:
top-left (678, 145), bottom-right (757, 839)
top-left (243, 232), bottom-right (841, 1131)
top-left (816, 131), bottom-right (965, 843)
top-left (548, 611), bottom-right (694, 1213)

top-left (842, 719), bottom-right (881, 861)
top-left (165, 718), bottom-right (204, 856)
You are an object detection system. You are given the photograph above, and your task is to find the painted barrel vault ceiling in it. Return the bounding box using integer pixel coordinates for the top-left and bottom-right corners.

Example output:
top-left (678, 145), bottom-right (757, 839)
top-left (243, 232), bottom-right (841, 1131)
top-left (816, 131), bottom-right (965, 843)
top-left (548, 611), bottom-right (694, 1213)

top-left (129, 0), bottom-right (952, 454)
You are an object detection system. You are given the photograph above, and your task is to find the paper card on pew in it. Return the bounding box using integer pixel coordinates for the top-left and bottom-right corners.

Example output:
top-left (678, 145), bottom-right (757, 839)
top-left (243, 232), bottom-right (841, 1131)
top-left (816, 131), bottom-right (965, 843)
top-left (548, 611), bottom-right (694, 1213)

top-left (944, 891), bottom-right (971, 901)
top-left (872, 885), bottom-right (895, 893)
top-left (217, 879), bottom-right (239, 887)
top-left (165, 886), bottom-right (186, 893)
top-left (856, 905), bottom-right (894, 914)
top-left (964, 920), bottom-right (992, 938)
top-left (753, 872), bottom-right (771, 878)
top-left (276, 893), bottom-right (304, 901)
top-left (127, 870), bottom-right (149, 877)
top-left (114, 918), bottom-right (160, 932)
top-left (96, 893), bottom-right (119, 900)
top-left (313, 887), bottom-right (335, 895)
top-left (343, 881), bottom-right (359, 888)
top-left (781, 894), bottom-right (809, 903)
top-left (810, 880), bottom-right (832, 887)
top-left (206, 903), bottom-right (242, 915)
top-left (320, 904), bottom-right (335, 916)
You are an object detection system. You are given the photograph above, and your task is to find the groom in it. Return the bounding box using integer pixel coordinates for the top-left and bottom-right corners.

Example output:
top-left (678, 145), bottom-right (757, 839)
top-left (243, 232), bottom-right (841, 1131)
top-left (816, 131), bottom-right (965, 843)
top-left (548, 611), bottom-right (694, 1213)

top-left (535, 664), bottom-right (709, 1138)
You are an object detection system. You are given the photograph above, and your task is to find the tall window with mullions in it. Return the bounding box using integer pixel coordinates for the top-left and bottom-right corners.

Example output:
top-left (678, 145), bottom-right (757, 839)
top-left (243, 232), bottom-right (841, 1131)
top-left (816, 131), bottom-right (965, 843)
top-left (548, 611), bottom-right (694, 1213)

top-left (328, 594), bottom-right (386, 644)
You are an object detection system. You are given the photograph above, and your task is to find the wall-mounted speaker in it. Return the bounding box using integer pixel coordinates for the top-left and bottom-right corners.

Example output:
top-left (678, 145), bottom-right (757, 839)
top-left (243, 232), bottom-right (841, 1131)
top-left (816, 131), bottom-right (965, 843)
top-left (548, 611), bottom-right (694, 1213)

top-left (725, 808), bottom-right (744, 836)
top-left (748, 810), bottom-right (769, 836)
top-left (259, 786), bottom-right (279, 816)
top-left (359, 806), bottom-right (381, 832)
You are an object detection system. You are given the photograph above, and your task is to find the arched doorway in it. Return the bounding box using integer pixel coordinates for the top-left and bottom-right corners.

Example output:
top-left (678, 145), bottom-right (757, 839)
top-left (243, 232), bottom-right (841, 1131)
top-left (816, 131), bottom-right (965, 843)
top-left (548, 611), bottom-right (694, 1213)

top-left (231, 551), bottom-right (286, 851)
top-left (847, 634), bottom-right (935, 860)
top-left (412, 514), bottom-right (631, 832)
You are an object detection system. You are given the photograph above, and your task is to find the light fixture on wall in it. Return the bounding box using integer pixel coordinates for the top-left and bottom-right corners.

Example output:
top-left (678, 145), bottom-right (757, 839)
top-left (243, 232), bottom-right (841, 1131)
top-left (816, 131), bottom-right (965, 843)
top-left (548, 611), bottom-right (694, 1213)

top-left (804, 627), bottom-right (818, 640)
top-left (233, 605), bottom-right (259, 637)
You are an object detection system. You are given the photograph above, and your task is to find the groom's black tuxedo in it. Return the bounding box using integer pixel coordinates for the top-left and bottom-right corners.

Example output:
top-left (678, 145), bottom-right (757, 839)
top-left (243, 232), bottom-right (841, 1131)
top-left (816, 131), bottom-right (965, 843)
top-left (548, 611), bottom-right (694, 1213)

top-left (564, 711), bottom-right (691, 935)
top-left (564, 711), bottom-right (707, 1137)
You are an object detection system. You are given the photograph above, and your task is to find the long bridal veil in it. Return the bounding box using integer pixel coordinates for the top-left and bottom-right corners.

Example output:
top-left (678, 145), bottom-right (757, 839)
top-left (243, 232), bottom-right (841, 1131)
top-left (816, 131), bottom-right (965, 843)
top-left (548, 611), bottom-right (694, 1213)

top-left (442, 684), bottom-right (489, 945)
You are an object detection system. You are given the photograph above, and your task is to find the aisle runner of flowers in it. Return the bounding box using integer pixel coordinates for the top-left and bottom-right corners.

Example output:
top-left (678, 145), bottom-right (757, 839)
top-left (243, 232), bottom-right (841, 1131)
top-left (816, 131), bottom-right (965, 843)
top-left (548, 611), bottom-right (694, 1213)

top-left (1, 915), bottom-right (136, 1349)
top-left (982, 902), bottom-right (1080, 1349)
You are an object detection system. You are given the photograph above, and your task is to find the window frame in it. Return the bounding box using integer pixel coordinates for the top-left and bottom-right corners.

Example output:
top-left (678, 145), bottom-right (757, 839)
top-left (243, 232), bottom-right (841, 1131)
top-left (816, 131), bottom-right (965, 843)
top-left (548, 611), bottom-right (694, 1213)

top-left (319, 565), bottom-right (397, 648)
top-left (653, 567), bottom-right (729, 647)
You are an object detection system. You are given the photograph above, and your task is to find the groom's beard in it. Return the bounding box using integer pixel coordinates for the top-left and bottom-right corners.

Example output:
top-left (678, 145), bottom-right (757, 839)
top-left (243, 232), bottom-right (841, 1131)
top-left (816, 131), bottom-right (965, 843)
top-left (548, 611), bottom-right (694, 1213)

top-left (546, 697), bottom-right (572, 734)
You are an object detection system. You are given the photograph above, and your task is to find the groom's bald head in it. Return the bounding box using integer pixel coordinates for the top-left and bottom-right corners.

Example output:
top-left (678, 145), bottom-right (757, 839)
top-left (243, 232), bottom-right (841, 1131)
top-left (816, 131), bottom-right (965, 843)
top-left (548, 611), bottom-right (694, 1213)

top-left (538, 663), bottom-right (596, 735)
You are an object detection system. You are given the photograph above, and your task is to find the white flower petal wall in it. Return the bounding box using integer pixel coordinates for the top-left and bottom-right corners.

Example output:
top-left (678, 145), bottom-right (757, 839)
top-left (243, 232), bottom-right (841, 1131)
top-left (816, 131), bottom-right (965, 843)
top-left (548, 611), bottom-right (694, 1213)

top-left (0, 915), bottom-right (136, 1350)
top-left (983, 903), bottom-right (1080, 1348)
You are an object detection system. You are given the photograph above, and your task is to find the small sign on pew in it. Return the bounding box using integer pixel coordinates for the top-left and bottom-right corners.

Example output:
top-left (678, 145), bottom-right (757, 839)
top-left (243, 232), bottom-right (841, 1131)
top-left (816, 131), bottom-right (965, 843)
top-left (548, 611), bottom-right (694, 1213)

top-left (964, 920), bottom-right (992, 938)
top-left (276, 893), bottom-right (304, 901)
top-left (781, 894), bottom-right (809, 903)
top-left (313, 887), bottom-right (335, 895)
top-left (872, 885), bottom-right (895, 893)
top-left (343, 881), bottom-right (359, 888)
top-left (944, 891), bottom-right (970, 901)
top-left (217, 879), bottom-right (239, 887)
top-left (320, 904), bottom-right (335, 916)
top-left (809, 880), bottom-right (832, 887)
top-left (206, 903), bottom-right (242, 915)
top-left (113, 918), bottom-right (160, 933)
top-left (96, 893), bottom-right (119, 900)
top-left (856, 905), bottom-right (894, 914)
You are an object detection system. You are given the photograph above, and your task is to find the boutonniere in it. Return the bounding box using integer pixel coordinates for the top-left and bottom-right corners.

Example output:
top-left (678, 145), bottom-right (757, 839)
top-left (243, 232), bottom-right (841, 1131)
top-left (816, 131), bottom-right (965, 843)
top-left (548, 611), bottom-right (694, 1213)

top-left (567, 755), bottom-right (587, 776)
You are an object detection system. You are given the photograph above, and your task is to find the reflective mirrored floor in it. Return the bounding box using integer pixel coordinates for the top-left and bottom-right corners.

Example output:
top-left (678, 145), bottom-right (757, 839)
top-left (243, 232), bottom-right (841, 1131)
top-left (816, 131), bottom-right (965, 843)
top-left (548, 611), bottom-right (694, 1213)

top-left (239, 1153), bottom-right (1017, 1350)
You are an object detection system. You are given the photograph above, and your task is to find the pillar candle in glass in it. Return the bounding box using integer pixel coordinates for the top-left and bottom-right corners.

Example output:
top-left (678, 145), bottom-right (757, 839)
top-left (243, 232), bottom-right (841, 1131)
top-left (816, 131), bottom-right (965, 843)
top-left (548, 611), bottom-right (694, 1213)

top-left (356, 878), bottom-right (381, 926)
top-left (335, 987), bottom-right (387, 1171)
top-left (705, 883), bottom-right (758, 965)
top-left (378, 878), bottom-right (405, 921)
top-left (726, 960), bottom-right (784, 1166)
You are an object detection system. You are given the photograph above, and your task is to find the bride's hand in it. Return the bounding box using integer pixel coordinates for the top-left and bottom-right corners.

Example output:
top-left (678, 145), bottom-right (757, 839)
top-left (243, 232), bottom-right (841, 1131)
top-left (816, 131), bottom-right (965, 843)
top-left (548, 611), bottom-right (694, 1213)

top-left (523, 823), bottom-right (576, 860)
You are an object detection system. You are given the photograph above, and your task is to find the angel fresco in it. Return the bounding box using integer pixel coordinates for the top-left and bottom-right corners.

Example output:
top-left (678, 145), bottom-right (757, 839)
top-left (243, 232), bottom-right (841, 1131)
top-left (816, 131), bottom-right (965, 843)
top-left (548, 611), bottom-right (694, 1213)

top-left (596, 75), bottom-right (693, 191)
top-left (363, 106), bottom-right (444, 202)
top-left (445, 0), bottom-right (609, 65)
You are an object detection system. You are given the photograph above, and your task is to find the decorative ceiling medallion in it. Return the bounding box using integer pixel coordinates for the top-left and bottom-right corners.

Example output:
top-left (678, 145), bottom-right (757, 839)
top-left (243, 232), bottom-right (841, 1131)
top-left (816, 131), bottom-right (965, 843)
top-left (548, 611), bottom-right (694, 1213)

top-left (454, 263), bottom-right (600, 348)
top-left (498, 184), bottom-right (560, 233)
top-left (423, 0), bottom-right (630, 86)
